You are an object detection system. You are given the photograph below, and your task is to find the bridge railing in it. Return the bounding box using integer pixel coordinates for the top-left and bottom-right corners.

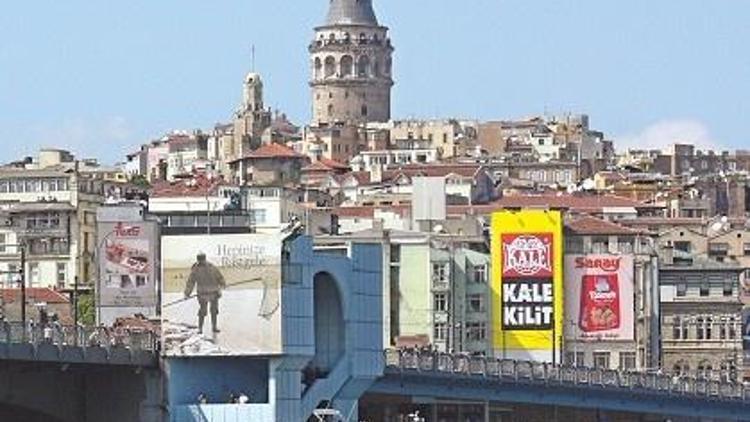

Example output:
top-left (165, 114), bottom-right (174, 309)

top-left (0, 322), bottom-right (159, 353)
top-left (384, 349), bottom-right (750, 403)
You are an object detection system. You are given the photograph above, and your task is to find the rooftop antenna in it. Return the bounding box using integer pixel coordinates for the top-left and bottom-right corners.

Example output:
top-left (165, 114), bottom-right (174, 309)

top-left (251, 44), bottom-right (256, 72)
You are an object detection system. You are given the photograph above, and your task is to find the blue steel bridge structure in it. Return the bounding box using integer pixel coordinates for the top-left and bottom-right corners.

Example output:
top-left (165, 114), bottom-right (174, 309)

top-left (0, 236), bottom-right (749, 421)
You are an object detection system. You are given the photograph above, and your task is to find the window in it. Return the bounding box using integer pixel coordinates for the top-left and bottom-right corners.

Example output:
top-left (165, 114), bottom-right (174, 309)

top-left (619, 352), bottom-right (637, 371)
top-left (697, 360), bottom-right (713, 378)
top-left (432, 263), bottom-right (448, 284)
top-left (467, 295), bottom-right (485, 313)
top-left (708, 242), bottom-right (729, 257)
top-left (5, 264), bottom-right (17, 286)
top-left (591, 236), bottom-right (609, 253)
top-left (593, 352), bottom-right (611, 369)
top-left (251, 209), bottom-right (267, 225)
top-left (433, 293), bottom-right (448, 312)
top-left (0, 233), bottom-right (5, 253)
top-left (674, 241), bottom-right (691, 253)
top-left (676, 283), bottom-right (687, 297)
top-left (744, 243), bottom-right (750, 256)
top-left (433, 323), bottom-right (447, 341)
top-left (565, 352), bottom-right (585, 367)
top-left (705, 317), bottom-right (713, 340)
top-left (696, 317), bottom-right (705, 340)
top-left (673, 361), bottom-right (690, 376)
top-left (465, 322), bottom-right (486, 341)
top-left (56, 263), bottom-right (67, 286)
top-left (723, 282), bottom-right (734, 297)
top-left (700, 283), bottom-right (710, 297)
top-left (673, 316), bottom-right (683, 340)
top-left (472, 265), bottom-right (487, 284)
top-left (29, 263), bottom-right (39, 286)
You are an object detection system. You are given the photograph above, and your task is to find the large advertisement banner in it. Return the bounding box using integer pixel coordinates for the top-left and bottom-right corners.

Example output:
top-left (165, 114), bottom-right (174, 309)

top-left (564, 255), bottom-right (635, 341)
top-left (161, 233), bottom-right (282, 356)
top-left (491, 210), bottom-right (563, 362)
top-left (98, 221), bottom-right (158, 308)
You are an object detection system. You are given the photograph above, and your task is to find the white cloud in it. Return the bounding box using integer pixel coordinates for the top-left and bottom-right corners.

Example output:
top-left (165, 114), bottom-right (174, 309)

top-left (616, 119), bottom-right (724, 153)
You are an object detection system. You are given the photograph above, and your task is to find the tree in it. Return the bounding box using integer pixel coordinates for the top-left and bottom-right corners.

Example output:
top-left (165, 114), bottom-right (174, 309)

top-left (76, 294), bottom-right (95, 326)
top-left (130, 175), bottom-right (150, 189)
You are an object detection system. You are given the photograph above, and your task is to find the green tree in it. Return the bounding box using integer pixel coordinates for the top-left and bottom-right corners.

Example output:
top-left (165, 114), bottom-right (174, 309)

top-left (130, 175), bottom-right (150, 189)
top-left (76, 293), bottom-right (96, 326)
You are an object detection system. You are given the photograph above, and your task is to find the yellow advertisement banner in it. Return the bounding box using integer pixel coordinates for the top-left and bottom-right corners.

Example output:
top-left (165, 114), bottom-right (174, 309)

top-left (491, 210), bottom-right (563, 359)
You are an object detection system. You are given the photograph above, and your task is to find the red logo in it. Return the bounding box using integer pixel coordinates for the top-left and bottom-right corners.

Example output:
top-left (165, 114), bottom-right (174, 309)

top-left (113, 223), bottom-right (142, 237)
top-left (575, 257), bottom-right (622, 272)
top-left (502, 234), bottom-right (553, 277)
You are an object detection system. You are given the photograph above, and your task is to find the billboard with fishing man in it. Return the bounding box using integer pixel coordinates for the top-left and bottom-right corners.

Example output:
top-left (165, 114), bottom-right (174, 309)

top-left (161, 233), bottom-right (282, 356)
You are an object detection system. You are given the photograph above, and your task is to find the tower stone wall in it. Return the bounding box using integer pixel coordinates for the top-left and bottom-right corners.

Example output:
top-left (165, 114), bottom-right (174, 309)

top-left (310, 0), bottom-right (394, 126)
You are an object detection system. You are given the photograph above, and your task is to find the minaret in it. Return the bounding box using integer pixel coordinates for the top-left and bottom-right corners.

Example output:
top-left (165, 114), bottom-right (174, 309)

top-left (309, 0), bottom-right (394, 126)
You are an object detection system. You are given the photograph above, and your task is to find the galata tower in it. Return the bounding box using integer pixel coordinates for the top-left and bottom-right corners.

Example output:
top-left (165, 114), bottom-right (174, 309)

top-left (309, 0), bottom-right (394, 126)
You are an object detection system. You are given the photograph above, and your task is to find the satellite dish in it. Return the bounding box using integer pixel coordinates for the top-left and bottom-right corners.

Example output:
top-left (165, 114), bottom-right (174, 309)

top-left (566, 184), bottom-right (577, 194)
top-left (711, 222), bottom-right (724, 233)
top-left (582, 179), bottom-right (596, 191)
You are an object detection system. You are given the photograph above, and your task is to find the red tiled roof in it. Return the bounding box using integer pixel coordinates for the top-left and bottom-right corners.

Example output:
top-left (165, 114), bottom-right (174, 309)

top-left (334, 164), bottom-right (483, 187)
top-left (1, 288), bottom-right (70, 304)
top-left (387, 163), bottom-right (481, 179)
top-left (329, 194), bottom-right (662, 221)
top-left (319, 158), bottom-right (350, 170)
top-left (462, 194), bottom-right (662, 213)
top-left (565, 216), bottom-right (646, 236)
top-left (232, 143), bottom-right (304, 161)
top-left (302, 158), bottom-right (350, 172)
top-left (150, 176), bottom-right (228, 198)
top-left (337, 171), bottom-right (372, 185)
top-left (333, 205), bottom-right (410, 218)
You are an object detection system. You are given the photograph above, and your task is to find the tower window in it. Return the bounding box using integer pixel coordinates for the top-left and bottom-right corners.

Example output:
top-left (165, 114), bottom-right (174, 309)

top-left (340, 55), bottom-right (353, 77)
top-left (357, 55), bottom-right (370, 77)
top-left (328, 104), bottom-right (334, 117)
top-left (361, 105), bottom-right (368, 117)
top-left (324, 56), bottom-right (336, 78)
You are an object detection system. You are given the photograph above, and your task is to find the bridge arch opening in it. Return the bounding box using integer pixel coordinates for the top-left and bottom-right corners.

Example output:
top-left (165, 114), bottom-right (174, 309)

top-left (312, 271), bottom-right (345, 375)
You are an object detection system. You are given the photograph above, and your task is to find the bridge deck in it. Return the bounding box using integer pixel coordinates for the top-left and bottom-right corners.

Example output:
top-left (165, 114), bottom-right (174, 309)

top-left (372, 350), bottom-right (750, 421)
top-left (0, 323), bottom-right (158, 367)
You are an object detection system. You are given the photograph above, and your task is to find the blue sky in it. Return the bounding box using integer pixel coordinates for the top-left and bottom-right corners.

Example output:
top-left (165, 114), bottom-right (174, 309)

top-left (1, 0), bottom-right (748, 164)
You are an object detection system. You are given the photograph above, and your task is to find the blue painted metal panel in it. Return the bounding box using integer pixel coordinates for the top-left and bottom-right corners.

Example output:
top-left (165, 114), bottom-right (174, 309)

top-left (370, 373), bottom-right (750, 421)
top-left (171, 404), bottom-right (274, 422)
top-left (166, 358), bottom-right (270, 406)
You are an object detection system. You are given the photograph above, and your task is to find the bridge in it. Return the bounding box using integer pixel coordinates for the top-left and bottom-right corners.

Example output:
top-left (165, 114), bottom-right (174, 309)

top-left (0, 322), bottom-right (161, 422)
top-left (367, 349), bottom-right (750, 421)
top-left (2, 326), bottom-right (750, 421)
top-left (0, 322), bottom-right (158, 366)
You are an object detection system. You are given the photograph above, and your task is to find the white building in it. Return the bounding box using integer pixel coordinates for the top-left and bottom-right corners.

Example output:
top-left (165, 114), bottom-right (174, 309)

top-left (350, 148), bottom-right (439, 173)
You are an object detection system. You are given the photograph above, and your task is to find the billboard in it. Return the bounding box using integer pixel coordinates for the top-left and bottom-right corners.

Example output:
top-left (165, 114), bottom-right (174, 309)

top-left (564, 255), bottom-right (635, 341)
top-left (491, 210), bottom-right (563, 363)
top-left (161, 233), bottom-right (282, 356)
top-left (98, 221), bottom-right (158, 308)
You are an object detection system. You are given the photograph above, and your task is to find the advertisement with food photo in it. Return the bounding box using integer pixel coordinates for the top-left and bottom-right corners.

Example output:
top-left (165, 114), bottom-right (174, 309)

top-left (564, 255), bottom-right (634, 341)
top-left (98, 221), bottom-right (158, 308)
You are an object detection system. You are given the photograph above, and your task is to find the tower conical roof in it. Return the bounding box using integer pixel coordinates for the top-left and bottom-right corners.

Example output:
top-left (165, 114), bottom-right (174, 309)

top-left (325, 0), bottom-right (378, 26)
